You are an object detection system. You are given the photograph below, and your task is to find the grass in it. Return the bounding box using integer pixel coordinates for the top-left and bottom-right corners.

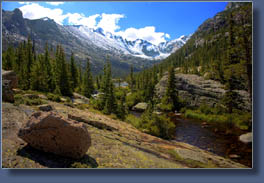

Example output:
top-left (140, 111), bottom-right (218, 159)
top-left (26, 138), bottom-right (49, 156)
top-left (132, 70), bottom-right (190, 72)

top-left (125, 114), bottom-right (141, 129)
top-left (167, 149), bottom-right (217, 168)
top-left (184, 109), bottom-right (251, 130)
top-left (14, 94), bottom-right (45, 106)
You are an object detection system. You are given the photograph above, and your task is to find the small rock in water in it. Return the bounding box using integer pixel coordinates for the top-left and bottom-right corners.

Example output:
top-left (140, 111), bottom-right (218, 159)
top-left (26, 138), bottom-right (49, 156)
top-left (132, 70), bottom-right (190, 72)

top-left (229, 154), bottom-right (240, 159)
top-left (239, 132), bottom-right (252, 144)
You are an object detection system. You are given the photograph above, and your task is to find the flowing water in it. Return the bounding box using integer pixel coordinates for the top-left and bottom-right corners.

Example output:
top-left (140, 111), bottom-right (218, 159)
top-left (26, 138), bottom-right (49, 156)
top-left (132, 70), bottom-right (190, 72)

top-left (171, 115), bottom-right (252, 167)
top-left (129, 111), bottom-right (252, 167)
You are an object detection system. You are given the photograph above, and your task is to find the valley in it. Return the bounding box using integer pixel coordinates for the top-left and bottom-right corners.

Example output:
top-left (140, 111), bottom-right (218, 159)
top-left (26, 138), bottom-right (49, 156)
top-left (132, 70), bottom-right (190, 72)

top-left (2, 2), bottom-right (252, 169)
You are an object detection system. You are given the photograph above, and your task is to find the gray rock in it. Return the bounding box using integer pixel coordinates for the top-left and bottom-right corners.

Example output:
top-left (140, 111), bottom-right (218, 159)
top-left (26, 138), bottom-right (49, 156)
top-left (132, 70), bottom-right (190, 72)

top-left (38, 104), bottom-right (53, 112)
top-left (2, 70), bottom-right (18, 89)
top-left (2, 80), bottom-right (14, 102)
top-left (229, 154), bottom-right (240, 159)
top-left (2, 70), bottom-right (18, 103)
top-left (132, 102), bottom-right (148, 112)
top-left (174, 148), bottom-right (208, 164)
top-left (155, 73), bottom-right (251, 111)
top-left (73, 92), bottom-right (89, 104)
top-left (239, 132), bottom-right (252, 144)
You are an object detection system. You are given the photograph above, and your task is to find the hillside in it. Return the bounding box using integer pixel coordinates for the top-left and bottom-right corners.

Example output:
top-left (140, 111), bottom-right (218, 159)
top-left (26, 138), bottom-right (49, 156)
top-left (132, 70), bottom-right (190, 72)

top-left (2, 96), bottom-right (246, 168)
top-left (151, 2), bottom-right (252, 94)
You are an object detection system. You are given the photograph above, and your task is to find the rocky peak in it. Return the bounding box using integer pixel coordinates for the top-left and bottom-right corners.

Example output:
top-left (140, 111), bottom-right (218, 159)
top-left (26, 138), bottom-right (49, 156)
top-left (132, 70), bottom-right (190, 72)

top-left (225, 2), bottom-right (248, 10)
top-left (13, 8), bottom-right (23, 18)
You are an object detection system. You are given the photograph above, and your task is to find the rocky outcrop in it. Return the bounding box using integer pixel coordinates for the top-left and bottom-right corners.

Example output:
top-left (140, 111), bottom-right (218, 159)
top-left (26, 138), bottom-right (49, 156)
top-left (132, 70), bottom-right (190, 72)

top-left (2, 80), bottom-right (14, 102)
top-left (68, 114), bottom-right (117, 131)
top-left (2, 70), bottom-right (18, 88)
top-left (72, 92), bottom-right (89, 104)
top-left (18, 112), bottom-right (91, 159)
top-left (38, 104), bottom-right (53, 112)
top-left (132, 102), bottom-right (148, 112)
top-left (155, 73), bottom-right (251, 111)
top-left (2, 70), bottom-right (18, 102)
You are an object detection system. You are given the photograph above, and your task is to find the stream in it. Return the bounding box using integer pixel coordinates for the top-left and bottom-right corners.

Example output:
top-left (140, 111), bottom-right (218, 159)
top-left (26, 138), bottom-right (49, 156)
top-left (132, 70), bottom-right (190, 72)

top-left (171, 115), bottom-right (252, 167)
top-left (130, 110), bottom-right (252, 167)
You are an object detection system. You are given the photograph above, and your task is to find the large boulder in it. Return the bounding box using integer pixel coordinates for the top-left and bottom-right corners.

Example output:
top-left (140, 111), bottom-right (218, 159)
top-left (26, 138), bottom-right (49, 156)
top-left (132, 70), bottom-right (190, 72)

top-left (2, 80), bottom-right (14, 102)
top-left (18, 112), bottom-right (91, 159)
top-left (132, 102), bottom-right (148, 112)
top-left (2, 70), bottom-right (18, 89)
top-left (2, 70), bottom-right (18, 103)
top-left (155, 73), bottom-right (251, 111)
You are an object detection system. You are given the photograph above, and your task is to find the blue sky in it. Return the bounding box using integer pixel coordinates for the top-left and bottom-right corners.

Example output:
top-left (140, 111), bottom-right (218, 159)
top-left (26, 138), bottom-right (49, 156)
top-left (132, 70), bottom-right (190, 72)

top-left (2, 1), bottom-right (227, 45)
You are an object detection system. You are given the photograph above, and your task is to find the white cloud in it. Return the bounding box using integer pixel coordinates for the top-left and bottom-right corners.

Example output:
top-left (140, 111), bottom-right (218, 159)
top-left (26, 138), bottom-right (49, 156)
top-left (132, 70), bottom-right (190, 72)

top-left (19, 3), bottom-right (67, 24)
top-left (18, 2), bottom-right (31, 5)
top-left (96, 13), bottom-right (124, 33)
top-left (165, 33), bottom-right (171, 39)
top-left (117, 26), bottom-right (168, 45)
top-left (46, 2), bottom-right (64, 6)
top-left (66, 13), bottom-right (100, 28)
top-left (18, 3), bottom-right (171, 45)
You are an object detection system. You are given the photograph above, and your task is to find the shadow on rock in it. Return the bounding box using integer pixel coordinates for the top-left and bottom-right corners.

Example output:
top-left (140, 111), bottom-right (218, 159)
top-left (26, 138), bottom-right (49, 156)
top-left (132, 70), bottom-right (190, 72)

top-left (17, 145), bottom-right (98, 168)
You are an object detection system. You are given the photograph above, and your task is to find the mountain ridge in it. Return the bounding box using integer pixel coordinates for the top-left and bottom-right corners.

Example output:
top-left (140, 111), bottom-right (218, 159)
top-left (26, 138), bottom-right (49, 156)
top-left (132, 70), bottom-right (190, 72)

top-left (2, 8), bottom-right (190, 76)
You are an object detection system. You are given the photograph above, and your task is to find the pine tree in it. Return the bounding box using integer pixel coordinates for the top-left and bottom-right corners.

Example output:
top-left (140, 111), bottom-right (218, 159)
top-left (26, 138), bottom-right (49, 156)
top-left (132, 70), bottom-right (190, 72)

top-left (3, 46), bottom-right (15, 70)
top-left (223, 12), bottom-right (240, 113)
top-left (82, 58), bottom-right (94, 98)
top-left (69, 52), bottom-right (78, 91)
top-left (17, 43), bottom-right (28, 90)
top-left (59, 46), bottom-right (72, 96)
top-left (25, 36), bottom-right (33, 89)
top-left (162, 66), bottom-right (179, 111)
top-left (129, 65), bottom-right (135, 92)
top-left (116, 91), bottom-right (127, 120)
top-left (53, 45), bottom-right (62, 95)
top-left (100, 60), bottom-right (117, 114)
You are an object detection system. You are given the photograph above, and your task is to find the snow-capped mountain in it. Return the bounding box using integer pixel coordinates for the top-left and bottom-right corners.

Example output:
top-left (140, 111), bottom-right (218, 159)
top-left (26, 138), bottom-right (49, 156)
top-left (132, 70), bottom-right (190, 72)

top-left (66, 25), bottom-right (191, 60)
top-left (2, 8), bottom-right (190, 76)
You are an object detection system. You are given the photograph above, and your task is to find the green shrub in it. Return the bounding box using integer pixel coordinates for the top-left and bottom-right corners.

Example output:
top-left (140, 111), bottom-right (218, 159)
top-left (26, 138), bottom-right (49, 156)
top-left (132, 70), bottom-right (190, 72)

top-left (47, 93), bottom-right (61, 102)
top-left (184, 108), bottom-right (251, 130)
top-left (14, 94), bottom-right (24, 106)
top-left (139, 109), bottom-right (176, 139)
top-left (125, 114), bottom-right (141, 129)
top-left (14, 94), bottom-right (44, 106)
top-left (125, 91), bottom-right (144, 109)
top-left (75, 104), bottom-right (89, 110)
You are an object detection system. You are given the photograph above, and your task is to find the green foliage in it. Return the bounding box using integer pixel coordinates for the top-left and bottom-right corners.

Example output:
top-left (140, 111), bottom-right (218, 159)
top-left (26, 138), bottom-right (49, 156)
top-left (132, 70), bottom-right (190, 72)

top-left (116, 90), bottom-right (127, 120)
top-left (47, 93), bottom-right (61, 102)
top-left (139, 105), bottom-right (176, 139)
top-left (69, 52), bottom-right (79, 91)
top-left (125, 91), bottom-right (144, 109)
top-left (14, 94), bottom-right (44, 106)
top-left (184, 106), bottom-right (251, 130)
top-left (125, 114), bottom-right (141, 128)
top-left (82, 58), bottom-right (94, 98)
top-left (99, 60), bottom-right (117, 115)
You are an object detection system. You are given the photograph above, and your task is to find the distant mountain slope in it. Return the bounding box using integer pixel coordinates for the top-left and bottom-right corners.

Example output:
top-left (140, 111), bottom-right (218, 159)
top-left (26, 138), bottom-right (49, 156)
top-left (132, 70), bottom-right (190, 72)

top-left (156, 2), bottom-right (252, 91)
top-left (2, 8), bottom-right (190, 77)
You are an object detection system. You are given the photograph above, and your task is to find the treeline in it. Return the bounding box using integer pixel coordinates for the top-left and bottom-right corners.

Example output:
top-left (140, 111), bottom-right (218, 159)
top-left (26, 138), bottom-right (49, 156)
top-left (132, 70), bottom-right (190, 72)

top-left (3, 38), bottom-right (83, 96)
top-left (2, 38), bottom-right (127, 120)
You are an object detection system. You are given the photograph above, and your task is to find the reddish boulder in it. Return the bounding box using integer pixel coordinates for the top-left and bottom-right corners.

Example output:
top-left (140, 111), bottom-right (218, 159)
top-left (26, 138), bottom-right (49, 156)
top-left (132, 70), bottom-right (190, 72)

top-left (18, 112), bottom-right (91, 159)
